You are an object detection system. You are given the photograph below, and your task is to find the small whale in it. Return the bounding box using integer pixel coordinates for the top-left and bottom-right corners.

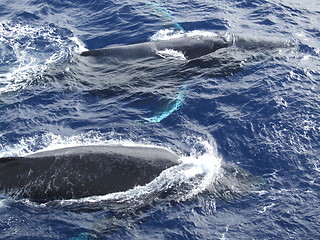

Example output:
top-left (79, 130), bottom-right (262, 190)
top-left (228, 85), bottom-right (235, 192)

top-left (0, 145), bottom-right (179, 202)
top-left (80, 33), bottom-right (293, 124)
top-left (81, 36), bottom-right (230, 60)
top-left (80, 34), bottom-right (293, 61)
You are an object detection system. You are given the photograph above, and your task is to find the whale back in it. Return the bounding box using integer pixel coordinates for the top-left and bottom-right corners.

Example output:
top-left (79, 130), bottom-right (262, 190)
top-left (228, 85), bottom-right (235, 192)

top-left (154, 37), bottom-right (229, 59)
top-left (0, 145), bottom-right (179, 202)
top-left (81, 37), bottom-right (230, 60)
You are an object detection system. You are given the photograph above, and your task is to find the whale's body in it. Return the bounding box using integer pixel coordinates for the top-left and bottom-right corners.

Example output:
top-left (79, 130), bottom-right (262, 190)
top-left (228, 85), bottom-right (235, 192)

top-left (81, 36), bottom-right (230, 60)
top-left (81, 34), bottom-right (292, 61)
top-left (0, 145), bottom-right (179, 202)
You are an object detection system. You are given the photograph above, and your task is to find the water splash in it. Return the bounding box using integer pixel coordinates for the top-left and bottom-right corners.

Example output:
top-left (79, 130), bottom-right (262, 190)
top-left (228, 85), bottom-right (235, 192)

top-left (155, 48), bottom-right (187, 60)
top-left (150, 29), bottom-right (219, 41)
top-left (0, 21), bottom-right (78, 93)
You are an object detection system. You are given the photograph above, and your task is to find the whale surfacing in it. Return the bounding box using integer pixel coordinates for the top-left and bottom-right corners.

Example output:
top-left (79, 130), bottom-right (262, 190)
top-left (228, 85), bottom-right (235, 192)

top-left (0, 145), bottom-right (179, 202)
top-left (81, 33), bottom-right (294, 62)
top-left (81, 36), bottom-right (230, 60)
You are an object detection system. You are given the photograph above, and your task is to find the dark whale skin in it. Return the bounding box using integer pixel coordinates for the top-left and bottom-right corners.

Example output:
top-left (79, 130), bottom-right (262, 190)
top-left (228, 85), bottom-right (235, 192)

top-left (0, 145), bottom-right (179, 202)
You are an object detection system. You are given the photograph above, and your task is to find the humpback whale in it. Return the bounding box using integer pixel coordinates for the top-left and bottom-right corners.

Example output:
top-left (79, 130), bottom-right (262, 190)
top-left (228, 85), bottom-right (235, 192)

top-left (0, 145), bottom-right (179, 202)
top-left (81, 36), bottom-right (230, 60)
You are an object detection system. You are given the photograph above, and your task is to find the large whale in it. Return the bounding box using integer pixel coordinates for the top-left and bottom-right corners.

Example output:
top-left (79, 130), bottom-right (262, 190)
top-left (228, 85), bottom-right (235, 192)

top-left (0, 145), bottom-right (179, 202)
top-left (81, 36), bottom-right (230, 60)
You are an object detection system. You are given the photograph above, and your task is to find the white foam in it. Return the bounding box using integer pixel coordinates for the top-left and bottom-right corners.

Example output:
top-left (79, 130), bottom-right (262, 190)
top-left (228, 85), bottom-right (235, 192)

top-left (0, 198), bottom-right (6, 210)
top-left (156, 48), bottom-right (187, 60)
top-left (150, 29), bottom-right (219, 41)
top-left (0, 21), bottom-right (74, 93)
top-left (0, 131), bottom-right (175, 157)
top-left (69, 36), bottom-right (88, 54)
top-left (150, 29), bottom-right (185, 41)
top-left (258, 203), bottom-right (275, 214)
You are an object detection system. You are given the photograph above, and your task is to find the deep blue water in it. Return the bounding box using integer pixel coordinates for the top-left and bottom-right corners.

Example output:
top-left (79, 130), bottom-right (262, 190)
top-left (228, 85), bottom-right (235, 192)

top-left (0, 0), bottom-right (319, 239)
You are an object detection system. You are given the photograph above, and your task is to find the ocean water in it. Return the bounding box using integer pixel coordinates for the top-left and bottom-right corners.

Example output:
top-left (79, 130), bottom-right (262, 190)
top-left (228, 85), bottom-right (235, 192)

top-left (0, 0), bottom-right (319, 239)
